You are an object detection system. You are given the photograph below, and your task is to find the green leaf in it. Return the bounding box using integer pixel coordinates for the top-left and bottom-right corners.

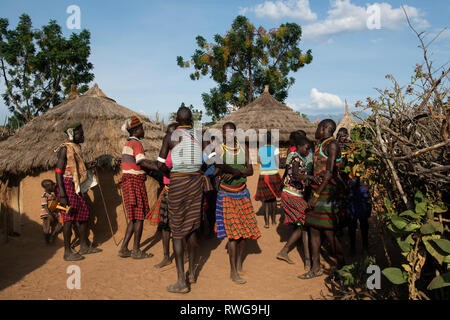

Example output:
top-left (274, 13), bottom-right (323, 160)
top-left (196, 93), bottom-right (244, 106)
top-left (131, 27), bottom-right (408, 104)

top-left (391, 217), bottom-right (409, 230)
top-left (397, 239), bottom-right (412, 252)
top-left (405, 234), bottom-right (415, 245)
top-left (423, 239), bottom-right (447, 264)
top-left (384, 198), bottom-right (392, 210)
top-left (400, 210), bottom-right (421, 219)
top-left (404, 223), bottom-right (421, 232)
top-left (430, 221), bottom-right (444, 234)
top-left (382, 267), bottom-right (407, 285)
top-left (415, 202), bottom-right (427, 216)
top-left (420, 223), bottom-right (436, 235)
top-left (402, 264), bottom-right (411, 272)
top-left (430, 239), bottom-right (450, 254)
top-left (427, 272), bottom-right (450, 290)
top-left (432, 204), bottom-right (448, 214)
top-left (414, 191), bottom-right (426, 205)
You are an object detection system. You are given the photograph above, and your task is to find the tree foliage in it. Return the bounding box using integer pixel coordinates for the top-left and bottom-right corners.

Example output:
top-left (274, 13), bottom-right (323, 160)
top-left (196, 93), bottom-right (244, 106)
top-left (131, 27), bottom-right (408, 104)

top-left (0, 14), bottom-right (94, 128)
top-left (177, 15), bottom-right (312, 121)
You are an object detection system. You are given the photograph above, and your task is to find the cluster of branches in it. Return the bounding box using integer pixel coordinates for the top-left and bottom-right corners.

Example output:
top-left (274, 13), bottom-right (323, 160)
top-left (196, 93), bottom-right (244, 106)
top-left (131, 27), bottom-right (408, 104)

top-left (177, 15), bottom-right (312, 121)
top-left (354, 14), bottom-right (449, 211)
top-left (0, 14), bottom-right (94, 129)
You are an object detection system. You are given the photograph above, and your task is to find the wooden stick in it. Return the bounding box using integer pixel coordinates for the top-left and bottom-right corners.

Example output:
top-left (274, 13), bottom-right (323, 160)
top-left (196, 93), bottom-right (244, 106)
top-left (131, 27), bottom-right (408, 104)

top-left (394, 139), bottom-right (450, 161)
top-left (375, 113), bottom-right (410, 208)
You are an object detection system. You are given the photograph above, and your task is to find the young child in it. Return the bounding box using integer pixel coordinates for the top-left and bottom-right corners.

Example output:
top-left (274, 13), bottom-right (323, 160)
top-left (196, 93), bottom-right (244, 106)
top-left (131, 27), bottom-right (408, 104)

top-left (347, 176), bottom-right (372, 255)
top-left (40, 179), bottom-right (63, 244)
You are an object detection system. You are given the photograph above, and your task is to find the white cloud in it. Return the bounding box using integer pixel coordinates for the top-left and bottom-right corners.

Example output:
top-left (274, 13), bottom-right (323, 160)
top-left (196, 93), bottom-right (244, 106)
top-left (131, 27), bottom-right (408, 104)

top-left (239, 0), bottom-right (317, 22)
top-left (287, 88), bottom-right (344, 112)
top-left (302, 1), bottom-right (429, 41)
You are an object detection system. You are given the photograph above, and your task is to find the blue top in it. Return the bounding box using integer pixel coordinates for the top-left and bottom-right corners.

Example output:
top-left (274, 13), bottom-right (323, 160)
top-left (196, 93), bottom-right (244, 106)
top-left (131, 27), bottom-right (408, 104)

top-left (259, 145), bottom-right (279, 171)
top-left (202, 152), bottom-right (216, 177)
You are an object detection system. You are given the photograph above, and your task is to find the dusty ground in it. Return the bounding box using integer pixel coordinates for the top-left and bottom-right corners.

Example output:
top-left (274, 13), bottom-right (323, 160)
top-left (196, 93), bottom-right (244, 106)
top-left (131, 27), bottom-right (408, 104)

top-left (0, 170), bottom-right (380, 300)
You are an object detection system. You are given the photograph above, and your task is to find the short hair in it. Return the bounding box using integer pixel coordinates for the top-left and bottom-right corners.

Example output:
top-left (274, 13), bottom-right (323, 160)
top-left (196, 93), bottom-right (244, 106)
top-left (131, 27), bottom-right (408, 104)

top-left (337, 128), bottom-right (349, 135)
top-left (295, 135), bottom-right (311, 148)
top-left (177, 106), bottom-right (192, 122)
top-left (296, 130), bottom-right (306, 137)
top-left (222, 122), bottom-right (236, 130)
top-left (41, 179), bottom-right (54, 188)
top-left (319, 119), bottom-right (337, 135)
top-left (289, 131), bottom-right (302, 142)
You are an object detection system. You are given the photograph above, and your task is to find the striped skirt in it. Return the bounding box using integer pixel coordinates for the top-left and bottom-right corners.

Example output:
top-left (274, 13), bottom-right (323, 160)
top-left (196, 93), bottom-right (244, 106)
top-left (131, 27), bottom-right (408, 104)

top-left (305, 184), bottom-right (345, 229)
top-left (255, 173), bottom-right (282, 201)
top-left (168, 172), bottom-right (206, 240)
top-left (216, 184), bottom-right (261, 240)
top-left (119, 173), bottom-right (150, 221)
top-left (281, 188), bottom-right (307, 226)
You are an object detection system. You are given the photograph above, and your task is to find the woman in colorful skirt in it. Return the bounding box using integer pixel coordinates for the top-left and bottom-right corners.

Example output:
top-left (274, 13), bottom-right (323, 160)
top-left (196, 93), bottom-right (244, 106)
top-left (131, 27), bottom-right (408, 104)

top-left (255, 130), bottom-right (282, 228)
top-left (277, 135), bottom-right (315, 270)
top-left (300, 119), bottom-right (345, 279)
top-left (213, 122), bottom-right (261, 285)
top-left (118, 116), bottom-right (159, 260)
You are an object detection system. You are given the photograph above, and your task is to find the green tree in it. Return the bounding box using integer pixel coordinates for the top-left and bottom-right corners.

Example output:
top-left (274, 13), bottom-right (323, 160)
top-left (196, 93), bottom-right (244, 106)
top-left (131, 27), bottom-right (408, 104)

top-left (0, 14), bottom-right (94, 128)
top-left (296, 111), bottom-right (309, 121)
top-left (170, 102), bottom-right (203, 123)
top-left (177, 15), bottom-right (312, 121)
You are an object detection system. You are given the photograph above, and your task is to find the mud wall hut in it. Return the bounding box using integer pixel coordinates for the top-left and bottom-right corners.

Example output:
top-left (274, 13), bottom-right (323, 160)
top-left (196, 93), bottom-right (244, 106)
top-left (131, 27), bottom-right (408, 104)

top-left (0, 84), bottom-right (164, 243)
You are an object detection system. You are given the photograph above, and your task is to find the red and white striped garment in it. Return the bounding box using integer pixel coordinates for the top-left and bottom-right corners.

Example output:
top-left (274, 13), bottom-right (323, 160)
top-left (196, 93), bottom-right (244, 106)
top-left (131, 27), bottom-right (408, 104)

top-left (121, 137), bottom-right (147, 175)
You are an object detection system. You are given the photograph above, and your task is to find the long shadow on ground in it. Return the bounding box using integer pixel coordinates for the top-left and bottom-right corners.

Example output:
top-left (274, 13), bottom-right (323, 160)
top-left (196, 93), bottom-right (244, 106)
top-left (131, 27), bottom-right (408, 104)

top-left (0, 214), bottom-right (61, 291)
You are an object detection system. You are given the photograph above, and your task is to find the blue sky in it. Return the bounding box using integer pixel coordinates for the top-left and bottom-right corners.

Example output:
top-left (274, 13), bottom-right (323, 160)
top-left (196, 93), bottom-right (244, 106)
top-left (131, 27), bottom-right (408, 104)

top-left (0, 0), bottom-right (449, 123)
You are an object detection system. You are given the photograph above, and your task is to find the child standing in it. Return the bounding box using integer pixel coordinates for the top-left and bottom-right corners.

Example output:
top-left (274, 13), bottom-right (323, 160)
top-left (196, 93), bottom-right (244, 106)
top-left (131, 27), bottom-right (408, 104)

top-left (40, 179), bottom-right (63, 244)
top-left (255, 131), bottom-right (282, 228)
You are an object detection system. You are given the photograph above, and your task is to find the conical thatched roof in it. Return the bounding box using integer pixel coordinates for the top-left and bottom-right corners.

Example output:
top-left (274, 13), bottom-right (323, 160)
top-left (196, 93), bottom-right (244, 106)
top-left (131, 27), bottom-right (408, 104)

top-left (336, 100), bottom-right (358, 134)
top-left (0, 84), bottom-right (164, 176)
top-left (212, 86), bottom-right (316, 142)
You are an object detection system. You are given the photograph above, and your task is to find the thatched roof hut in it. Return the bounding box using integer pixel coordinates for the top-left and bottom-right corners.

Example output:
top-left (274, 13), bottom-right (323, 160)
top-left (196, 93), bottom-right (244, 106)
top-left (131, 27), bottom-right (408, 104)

top-left (0, 84), bottom-right (164, 243)
top-left (212, 85), bottom-right (316, 142)
top-left (336, 100), bottom-right (358, 134)
top-left (0, 84), bottom-right (164, 177)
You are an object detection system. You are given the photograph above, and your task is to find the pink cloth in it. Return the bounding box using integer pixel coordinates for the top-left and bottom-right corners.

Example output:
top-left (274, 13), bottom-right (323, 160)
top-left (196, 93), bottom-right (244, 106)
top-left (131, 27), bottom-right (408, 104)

top-left (163, 152), bottom-right (172, 185)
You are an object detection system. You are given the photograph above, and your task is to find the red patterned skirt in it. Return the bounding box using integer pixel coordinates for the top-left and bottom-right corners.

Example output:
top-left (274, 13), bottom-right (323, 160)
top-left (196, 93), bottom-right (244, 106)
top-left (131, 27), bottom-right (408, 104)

top-left (281, 189), bottom-right (307, 226)
top-left (255, 173), bottom-right (282, 201)
top-left (119, 173), bottom-right (150, 221)
top-left (57, 177), bottom-right (90, 222)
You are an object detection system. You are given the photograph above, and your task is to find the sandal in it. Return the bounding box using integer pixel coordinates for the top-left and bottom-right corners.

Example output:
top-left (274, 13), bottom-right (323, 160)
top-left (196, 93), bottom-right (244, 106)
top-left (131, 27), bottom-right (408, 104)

top-left (297, 269), bottom-right (323, 280)
top-left (64, 252), bottom-right (85, 261)
top-left (79, 246), bottom-right (103, 255)
top-left (118, 248), bottom-right (132, 258)
top-left (276, 252), bottom-right (294, 264)
top-left (167, 283), bottom-right (190, 294)
top-left (131, 249), bottom-right (154, 260)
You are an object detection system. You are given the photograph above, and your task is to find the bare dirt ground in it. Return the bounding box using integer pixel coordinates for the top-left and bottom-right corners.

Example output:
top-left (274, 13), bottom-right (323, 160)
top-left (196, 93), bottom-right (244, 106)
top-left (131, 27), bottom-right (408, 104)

top-left (0, 170), bottom-right (381, 300)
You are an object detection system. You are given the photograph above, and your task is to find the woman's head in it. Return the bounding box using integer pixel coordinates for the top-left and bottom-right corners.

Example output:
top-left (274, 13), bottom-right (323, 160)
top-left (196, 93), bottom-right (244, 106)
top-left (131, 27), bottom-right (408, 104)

top-left (222, 122), bottom-right (236, 143)
top-left (295, 136), bottom-right (312, 157)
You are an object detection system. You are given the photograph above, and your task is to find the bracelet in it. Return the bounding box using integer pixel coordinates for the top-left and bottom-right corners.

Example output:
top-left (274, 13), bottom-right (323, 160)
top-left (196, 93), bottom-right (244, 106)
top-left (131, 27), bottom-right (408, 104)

top-left (157, 157), bottom-right (166, 164)
top-left (313, 192), bottom-right (320, 198)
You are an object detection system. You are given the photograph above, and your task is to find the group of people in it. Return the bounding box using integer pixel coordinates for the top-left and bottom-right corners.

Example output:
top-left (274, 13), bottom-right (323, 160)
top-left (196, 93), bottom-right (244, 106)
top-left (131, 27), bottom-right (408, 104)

top-left (39, 106), bottom-right (371, 294)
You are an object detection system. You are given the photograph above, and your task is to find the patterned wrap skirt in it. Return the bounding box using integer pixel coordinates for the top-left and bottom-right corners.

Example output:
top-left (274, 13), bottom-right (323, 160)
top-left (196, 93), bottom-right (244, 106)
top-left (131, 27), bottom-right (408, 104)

top-left (57, 177), bottom-right (90, 223)
top-left (168, 172), bottom-right (212, 240)
top-left (215, 184), bottom-right (261, 240)
top-left (255, 173), bottom-right (282, 202)
top-left (305, 183), bottom-right (346, 230)
top-left (119, 173), bottom-right (150, 221)
top-left (281, 188), bottom-right (307, 226)
top-left (157, 186), bottom-right (170, 231)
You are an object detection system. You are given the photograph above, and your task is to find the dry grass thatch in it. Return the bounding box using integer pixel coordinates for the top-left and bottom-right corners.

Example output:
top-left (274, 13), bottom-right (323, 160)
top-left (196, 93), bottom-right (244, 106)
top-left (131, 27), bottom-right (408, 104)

top-left (336, 100), bottom-right (358, 134)
top-left (212, 86), bottom-right (316, 142)
top-left (0, 84), bottom-right (164, 176)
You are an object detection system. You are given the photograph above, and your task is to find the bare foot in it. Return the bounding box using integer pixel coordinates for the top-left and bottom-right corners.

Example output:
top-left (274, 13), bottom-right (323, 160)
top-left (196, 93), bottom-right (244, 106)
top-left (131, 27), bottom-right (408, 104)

top-left (154, 256), bottom-right (171, 268)
top-left (304, 259), bottom-right (311, 272)
top-left (167, 281), bottom-right (189, 294)
top-left (231, 273), bottom-right (247, 284)
top-left (276, 251), bottom-right (294, 264)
